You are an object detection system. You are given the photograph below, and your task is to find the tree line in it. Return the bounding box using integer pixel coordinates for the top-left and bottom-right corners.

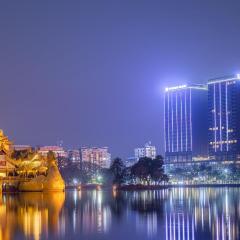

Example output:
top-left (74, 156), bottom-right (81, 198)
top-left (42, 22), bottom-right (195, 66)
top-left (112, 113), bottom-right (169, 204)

top-left (104, 155), bottom-right (169, 186)
top-left (60, 155), bottom-right (169, 186)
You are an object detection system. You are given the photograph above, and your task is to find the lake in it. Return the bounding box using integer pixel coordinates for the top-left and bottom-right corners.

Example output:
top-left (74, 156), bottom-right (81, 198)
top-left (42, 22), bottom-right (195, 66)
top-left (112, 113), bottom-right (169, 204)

top-left (0, 187), bottom-right (239, 240)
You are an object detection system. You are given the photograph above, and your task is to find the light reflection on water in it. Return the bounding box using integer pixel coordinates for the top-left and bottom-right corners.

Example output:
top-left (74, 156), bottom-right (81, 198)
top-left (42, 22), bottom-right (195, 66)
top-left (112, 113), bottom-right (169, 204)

top-left (0, 188), bottom-right (239, 240)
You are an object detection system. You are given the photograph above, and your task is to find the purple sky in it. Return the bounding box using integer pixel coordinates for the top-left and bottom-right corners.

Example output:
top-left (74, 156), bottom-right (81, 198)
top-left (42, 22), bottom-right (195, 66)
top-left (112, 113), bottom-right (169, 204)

top-left (1, 1), bottom-right (240, 158)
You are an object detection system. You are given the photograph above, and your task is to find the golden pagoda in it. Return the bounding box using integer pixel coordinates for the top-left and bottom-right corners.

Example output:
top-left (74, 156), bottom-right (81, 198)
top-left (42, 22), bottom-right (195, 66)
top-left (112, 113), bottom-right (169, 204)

top-left (0, 130), bottom-right (15, 177)
top-left (0, 130), bottom-right (65, 192)
top-left (18, 151), bottom-right (65, 192)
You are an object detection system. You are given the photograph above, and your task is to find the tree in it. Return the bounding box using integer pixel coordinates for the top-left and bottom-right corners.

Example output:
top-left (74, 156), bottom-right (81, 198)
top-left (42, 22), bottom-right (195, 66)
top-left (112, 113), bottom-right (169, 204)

top-left (121, 167), bottom-right (132, 184)
top-left (60, 161), bottom-right (98, 185)
top-left (100, 168), bottom-right (114, 186)
top-left (131, 157), bottom-right (152, 184)
top-left (131, 155), bottom-right (168, 185)
top-left (109, 158), bottom-right (126, 184)
top-left (150, 155), bottom-right (168, 184)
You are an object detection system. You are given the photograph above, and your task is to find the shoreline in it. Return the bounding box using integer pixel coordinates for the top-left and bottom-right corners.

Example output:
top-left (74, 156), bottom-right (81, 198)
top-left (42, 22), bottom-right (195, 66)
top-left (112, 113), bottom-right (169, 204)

top-left (65, 183), bottom-right (240, 191)
top-left (167, 183), bottom-right (240, 188)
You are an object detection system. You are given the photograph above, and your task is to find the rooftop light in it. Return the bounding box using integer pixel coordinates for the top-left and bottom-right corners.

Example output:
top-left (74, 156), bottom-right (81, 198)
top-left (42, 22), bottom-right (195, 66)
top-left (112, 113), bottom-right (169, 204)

top-left (165, 85), bottom-right (187, 92)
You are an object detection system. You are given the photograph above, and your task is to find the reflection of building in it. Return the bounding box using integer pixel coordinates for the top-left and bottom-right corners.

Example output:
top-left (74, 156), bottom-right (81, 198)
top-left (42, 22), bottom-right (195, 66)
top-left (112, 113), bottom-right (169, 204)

top-left (0, 192), bottom-right (65, 240)
top-left (164, 85), bottom-right (208, 163)
top-left (80, 147), bottom-right (111, 169)
top-left (136, 211), bottom-right (157, 237)
top-left (164, 188), bottom-right (240, 240)
top-left (0, 186), bottom-right (239, 240)
top-left (80, 191), bottom-right (111, 234)
top-left (165, 213), bottom-right (195, 240)
top-left (208, 75), bottom-right (240, 161)
top-left (134, 142), bottom-right (156, 160)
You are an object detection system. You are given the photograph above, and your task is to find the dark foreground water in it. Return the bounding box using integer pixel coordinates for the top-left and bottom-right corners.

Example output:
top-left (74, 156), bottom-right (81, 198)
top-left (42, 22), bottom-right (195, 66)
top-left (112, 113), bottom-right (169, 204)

top-left (1, 188), bottom-right (240, 240)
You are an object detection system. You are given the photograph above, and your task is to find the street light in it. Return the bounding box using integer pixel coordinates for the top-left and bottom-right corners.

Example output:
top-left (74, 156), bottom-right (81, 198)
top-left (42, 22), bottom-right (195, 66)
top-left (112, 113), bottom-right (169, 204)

top-left (97, 175), bottom-right (102, 182)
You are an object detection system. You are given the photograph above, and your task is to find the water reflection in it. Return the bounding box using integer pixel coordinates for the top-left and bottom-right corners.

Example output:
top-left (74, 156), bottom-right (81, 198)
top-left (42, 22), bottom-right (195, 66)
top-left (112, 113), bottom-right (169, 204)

top-left (0, 188), bottom-right (239, 239)
top-left (0, 192), bottom-right (65, 240)
top-left (66, 190), bottom-right (112, 234)
top-left (165, 188), bottom-right (240, 240)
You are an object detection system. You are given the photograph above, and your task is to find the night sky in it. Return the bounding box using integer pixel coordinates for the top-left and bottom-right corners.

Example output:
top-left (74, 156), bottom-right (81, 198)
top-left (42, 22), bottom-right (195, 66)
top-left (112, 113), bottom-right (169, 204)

top-left (1, 1), bottom-right (240, 158)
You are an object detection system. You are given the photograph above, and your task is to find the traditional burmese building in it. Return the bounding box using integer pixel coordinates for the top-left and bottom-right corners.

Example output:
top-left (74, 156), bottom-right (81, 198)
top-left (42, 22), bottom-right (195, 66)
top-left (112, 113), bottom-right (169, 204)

top-left (0, 130), bottom-right (15, 177)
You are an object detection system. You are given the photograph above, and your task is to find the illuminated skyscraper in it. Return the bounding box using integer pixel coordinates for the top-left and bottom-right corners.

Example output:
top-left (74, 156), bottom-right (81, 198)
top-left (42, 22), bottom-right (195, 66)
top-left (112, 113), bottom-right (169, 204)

top-left (164, 84), bottom-right (208, 163)
top-left (208, 74), bottom-right (240, 161)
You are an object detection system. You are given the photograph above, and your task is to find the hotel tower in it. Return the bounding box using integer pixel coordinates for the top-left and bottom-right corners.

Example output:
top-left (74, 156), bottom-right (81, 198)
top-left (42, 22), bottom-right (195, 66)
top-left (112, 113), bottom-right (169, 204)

top-left (208, 74), bottom-right (240, 161)
top-left (164, 84), bottom-right (208, 163)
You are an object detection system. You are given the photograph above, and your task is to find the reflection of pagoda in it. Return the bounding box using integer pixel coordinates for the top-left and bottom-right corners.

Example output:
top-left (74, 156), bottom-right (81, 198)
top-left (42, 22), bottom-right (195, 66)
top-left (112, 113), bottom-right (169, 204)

top-left (0, 130), bottom-right (15, 177)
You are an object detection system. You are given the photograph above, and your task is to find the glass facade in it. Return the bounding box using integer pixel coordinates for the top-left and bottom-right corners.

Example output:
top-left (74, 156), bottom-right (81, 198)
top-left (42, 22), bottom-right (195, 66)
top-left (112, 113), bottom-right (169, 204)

top-left (164, 85), bottom-right (208, 163)
top-left (208, 75), bottom-right (240, 161)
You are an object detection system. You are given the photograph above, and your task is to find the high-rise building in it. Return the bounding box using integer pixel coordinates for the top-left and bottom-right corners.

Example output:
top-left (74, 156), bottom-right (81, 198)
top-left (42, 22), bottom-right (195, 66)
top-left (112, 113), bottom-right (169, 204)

top-left (208, 74), bottom-right (240, 161)
top-left (80, 147), bottom-right (111, 169)
top-left (164, 84), bottom-right (208, 163)
top-left (134, 142), bottom-right (156, 160)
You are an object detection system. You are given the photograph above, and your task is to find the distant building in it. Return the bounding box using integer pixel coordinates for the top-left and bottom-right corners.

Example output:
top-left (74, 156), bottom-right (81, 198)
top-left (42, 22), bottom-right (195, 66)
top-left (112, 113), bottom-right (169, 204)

top-left (38, 146), bottom-right (67, 158)
top-left (80, 147), bottom-right (111, 169)
top-left (208, 74), bottom-right (240, 161)
top-left (134, 142), bottom-right (156, 160)
top-left (13, 145), bottom-right (32, 151)
top-left (38, 146), bottom-right (68, 169)
top-left (164, 84), bottom-right (208, 163)
top-left (68, 149), bottom-right (81, 164)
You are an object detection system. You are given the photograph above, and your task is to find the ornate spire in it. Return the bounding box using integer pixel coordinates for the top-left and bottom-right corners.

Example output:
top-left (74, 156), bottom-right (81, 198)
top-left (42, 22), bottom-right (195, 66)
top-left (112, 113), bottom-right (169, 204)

top-left (0, 129), bottom-right (13, 155)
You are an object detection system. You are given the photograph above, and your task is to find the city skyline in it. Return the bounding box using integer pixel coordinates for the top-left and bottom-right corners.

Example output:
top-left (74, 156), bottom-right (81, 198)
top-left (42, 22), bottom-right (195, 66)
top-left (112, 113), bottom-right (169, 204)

top-left (1, 2), bottom-right (240, 240)
top-left (3, 72), bottom-right (240, 159)
top-left (164, 74), bottom-right (240, 163)
top-left (1, 1), bottom-right (240, 158)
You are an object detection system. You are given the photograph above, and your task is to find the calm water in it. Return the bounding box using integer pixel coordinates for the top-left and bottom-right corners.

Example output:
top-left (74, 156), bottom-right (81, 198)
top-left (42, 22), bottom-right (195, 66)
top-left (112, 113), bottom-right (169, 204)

top-left (0, 187), bottom-right (240, 240)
